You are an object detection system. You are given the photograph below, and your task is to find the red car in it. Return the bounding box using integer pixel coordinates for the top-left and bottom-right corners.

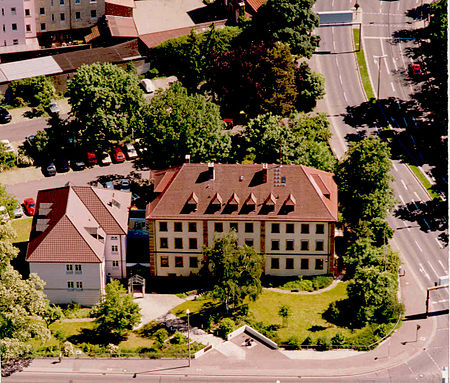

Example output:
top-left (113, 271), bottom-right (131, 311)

top-left (23, 198), bottom-right (36, 216)
top-left (112, 147), bottom-right (126, 163)
top-left (86, 152), bottom-right (97, 165)
top-left (409, 63), bottom-right (423, 76)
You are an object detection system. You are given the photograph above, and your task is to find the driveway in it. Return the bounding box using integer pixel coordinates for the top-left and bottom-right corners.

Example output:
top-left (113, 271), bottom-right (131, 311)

top-left (134, 293), bottom-right (185, 328)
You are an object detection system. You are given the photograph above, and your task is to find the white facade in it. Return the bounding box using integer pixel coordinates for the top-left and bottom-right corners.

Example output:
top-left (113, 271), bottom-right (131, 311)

top-left (0, 0), bottom-right (26, 46)
top-left (104, 234), bottom-right (127, 279)
top-left (30, 262), bottom-right (104, 306)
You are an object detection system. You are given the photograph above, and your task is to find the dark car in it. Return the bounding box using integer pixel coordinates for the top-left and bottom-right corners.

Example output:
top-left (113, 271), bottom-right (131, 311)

top-left (0, 107), bottom-right (12, 124)
top-left (45, 162), bottom-right (57, 176)
top-left (56, 158), bottom-right (70, 173)
top-left (71, 158), bottom-right (85, 171)
top-left (112, 147), bottom-right (126, 163)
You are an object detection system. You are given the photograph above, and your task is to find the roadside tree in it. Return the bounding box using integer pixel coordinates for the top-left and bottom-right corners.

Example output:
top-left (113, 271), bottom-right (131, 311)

top-left (201, 232), bottom-right (264, 312)
top-left (0, 142), bottom-right (16, 172)
top-left (8, 76), bottom-right (55, 108)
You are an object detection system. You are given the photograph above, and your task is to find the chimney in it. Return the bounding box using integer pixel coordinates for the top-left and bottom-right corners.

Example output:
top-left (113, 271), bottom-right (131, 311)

top-left (185, 154), bottom-right (191, 163)
top-left (262, 163), bottom-right (268, 183)
top-left (208, 162), bottom-right (215, 180)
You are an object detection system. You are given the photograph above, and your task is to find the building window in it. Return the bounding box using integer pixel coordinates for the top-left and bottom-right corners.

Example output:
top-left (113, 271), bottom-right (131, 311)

top-left (286, 240), bottom-right (294, 251)
top-left (25, 8), bottom-right (30, 16)
top-left (316, 240), bottom-right (324, 251)
top-left (188, 222), bottom-right (197, 232)
top-left (301, 224), bottom-right (309, 234)
top-left (26, 24), bottom-right (31, 32)
top-left (188, 238), bottom-right (197, 249)
top-left (271, 240), bottom-right (279, 251)
top-left (174, 238), bottom-right (183, 249)
top-left (229, 222), bottom-right (238, 232)
top-left (214, 222), bottom-right (223, 232)
top-left (112, 260), bottom-right (119, 267)
top-left (11, 8), bottom-right (16, 15)
top-left (245, 239), bottom-right (254, 247)
top-left (111, 245), bottom-right (118, 252)
top-left (245, 223), bottom-right (253, 233)
top-left (315, 259), bottom-right (324, 270)
top-left (301, 259), bottom-right (309, 270)
top-left (189, 256), bottom-right (198, 268)
top-left (66, 264), bottom-right (73, 273)
top-left (51, 14), bottom-right (55, 22)
top-left (111, 236), bottom-right (118, 240)
top-left (175, 256), bottom-right (183, 268)
top-left (160, 256), bottom-right (169, 268)
top-left (271, 223), bottom-right (280, 233)
top-left (76, 10), bottom-right (81, 19)
top-left (75, 0), bottom-right (80, 4)
top-left (271, 258), bottom-right (279, 269)
top-left (40, 7), bottom-right (45, 15)
top-left (51, 0), bottom-right (54, 6)
top-left (76, 281), bottom-right (83, 290)
top-left (90, 9), bottom-right (96, 18)
top-left (174, 222), bottom-right (182, 232)
top-left (2, 25), bottom-right (4, 32)
top-left (159, 222), bottom-right (168, 232)
top-left (160, 237), bottom-right (168, 249)
top-left (67, 281), bottom-right (74, 289)
top-left (301, 240), bottom-right (309, 251)
top-left (1, 9), bottom-right (4, 16)
top-left (286, 258), bottom-right (294, 269)
top-left (75, 264), bottom-right (82, 273)
top-left (11, 23), bottom-right (17, 31)
top-left (60, 0), bottom-right (64, 5)
top-left (316, 224), bottom-right (325, 234)
top-left (13, 39), bottom-right (18, 45)
top-left (60, 12), bottom-right (65, 21)
top-left (286, 223), bottom-right (294, 233)
top-left (90, 0), bottom-right (96, 3)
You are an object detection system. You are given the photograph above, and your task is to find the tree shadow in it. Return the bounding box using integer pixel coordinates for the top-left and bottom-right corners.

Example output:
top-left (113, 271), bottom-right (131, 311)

top-left (1, 357), bottom-right (32, 377)
top-left (23, 108), bottom-right (44, 119)
top-left (405, 4), bottom-right (430, 20)
top-left (308, 325), bottom-right (328, 332)
top-left (67, 327), bottom-right (126, 346)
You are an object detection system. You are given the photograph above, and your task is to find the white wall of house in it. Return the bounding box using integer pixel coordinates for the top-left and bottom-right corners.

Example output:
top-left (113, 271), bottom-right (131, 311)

top-left (0, 0), bottom-right (26, 46)
top-left (104, 234), bottom-right (126, 279)
top-left (30, 262), bottom-right (103, 306)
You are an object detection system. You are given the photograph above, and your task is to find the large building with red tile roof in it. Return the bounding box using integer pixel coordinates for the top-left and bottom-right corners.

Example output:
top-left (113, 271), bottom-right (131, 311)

top-left (146, 162), bottom-right (338, 278)
top-left (26, 185), bottom-right (131, 306)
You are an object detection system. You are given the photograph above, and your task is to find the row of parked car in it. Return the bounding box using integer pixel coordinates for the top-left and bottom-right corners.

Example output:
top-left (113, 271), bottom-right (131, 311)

top-left (42, 143), bottom-right (139, 177)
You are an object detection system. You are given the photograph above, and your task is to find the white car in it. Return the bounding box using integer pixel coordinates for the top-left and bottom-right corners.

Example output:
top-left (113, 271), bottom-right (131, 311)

top-left (140, 79), bottom-right (155, 94)
top-left (13, 202), bottom-right (23, 218)
top-left (99, 152), bottom-right (112, 166)
top-left (121, 178), bottom-right (130, 192)
top-left (124, 143), bottom-right (138, 160)
top-left (0, 139), bottom-right (14, 153)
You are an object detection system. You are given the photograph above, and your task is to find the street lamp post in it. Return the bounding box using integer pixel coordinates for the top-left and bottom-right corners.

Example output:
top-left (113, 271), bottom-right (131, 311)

top-left (374, 55), bottom-right (387, 100)
top-left (186, 309), bottom-right (191, 367)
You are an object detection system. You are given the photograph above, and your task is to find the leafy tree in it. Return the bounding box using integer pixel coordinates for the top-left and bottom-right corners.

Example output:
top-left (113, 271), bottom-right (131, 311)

top-left (91, 279), bottom-right (141, 340)
top-left (344, 237), bottom-right (384, 278)
top-left (201, 232), bottom-right (264, 311)
top-left (8, 76), bottom-right (55, 107)
top-left (142, 82), bottom-right (231, 168)
top-left (278, 304), bottom-right (292, 327)
top-left (0, 223), bottom-right (50, 360)
top-left (0, 142), bottom-right (16, 172)
top-left (336, 136), bottom-right (395, 225)
top-left (0, 184), bottom-right (17, 219)
top-left (250, 0), bottom-right (320, 58)
top-left (295, 61), bottom-right (325, 112)
top-left (67, 63), bottom-right (147, 151)
top-left (42, 305), bottom-right (64, 329)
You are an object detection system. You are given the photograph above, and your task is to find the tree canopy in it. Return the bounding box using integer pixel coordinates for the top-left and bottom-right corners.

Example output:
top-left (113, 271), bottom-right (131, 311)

top-left (8, 76), bottom-right (55, 108)
top-left (67, 63), bottom-right (147, 151)
top-left (201, 232), bottom-right (264, 311)
top-left (141, 82), bottom-right (231, 168)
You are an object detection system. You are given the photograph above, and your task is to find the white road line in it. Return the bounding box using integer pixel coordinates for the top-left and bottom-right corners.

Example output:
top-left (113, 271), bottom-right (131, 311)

top-left (380, 40), bottom-right (389, 72)
top-left (438, 260), bottom-right (446, 271)
top-left (415, 241), bottom-right (422, 252)
top-left (339, 74), bottom-right (343, 84)
top-left (364, 36), bottom-right (393, 40)
top-left (413, 192), bottom-right (421, 200)
top-left (419, 263), bottom-right (431, 280)
top-left (432, 299), bottom-right (449, 304)
top-left (435, 238), bottom-right (443, 249)
top-left (401, 180), bottom-right (408, 190)
top-left (342, 91), bottom-right (348, 103)
top-left (333, 39), bottom-right (336, 50)
top-left (398, 194), bottom-right (405, 205)
top-left (391, 82), bottom-right (395, 92)
top-left (393, 162), bottom-right (398, 171)
top-left (393, 57), bottom-right (398, 71)
top-left (428, 262), bottom-right (439, 278)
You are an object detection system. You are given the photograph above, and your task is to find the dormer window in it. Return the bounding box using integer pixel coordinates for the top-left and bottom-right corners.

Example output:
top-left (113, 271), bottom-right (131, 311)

top-left (228, 193), bottom-right (240, 205)
top-left (246, 193), bottom-right (257, 205)
top-left (211, 193), bottom-right (222, 205)
top-left (187, 192), bottom-right (198, 205)
top-left (265, 193), bottom-right (276, 206)
top-left (285, 194), bottom-right (296, 206)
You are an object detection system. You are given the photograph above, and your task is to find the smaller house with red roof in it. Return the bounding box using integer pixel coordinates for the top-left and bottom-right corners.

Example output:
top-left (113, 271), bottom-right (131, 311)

top-left (26, 185), bottom-right (131, 306)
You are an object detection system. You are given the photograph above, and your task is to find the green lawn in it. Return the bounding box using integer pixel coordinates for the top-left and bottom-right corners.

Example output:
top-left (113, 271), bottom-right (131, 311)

top-left (408, 164), bottom-right (441, 200)
top-left (354, 29), bottom-right (375, 100)
top-left (11, 217), bottom-right (32, 243)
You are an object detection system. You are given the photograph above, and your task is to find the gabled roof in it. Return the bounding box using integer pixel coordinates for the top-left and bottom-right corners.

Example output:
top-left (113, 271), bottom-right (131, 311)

top-left (246, 0), bottom-right (264, 13)
top-left (146, 163), bottom-right (338, 222)
top-left (27, 186), bottom-right (131, 263)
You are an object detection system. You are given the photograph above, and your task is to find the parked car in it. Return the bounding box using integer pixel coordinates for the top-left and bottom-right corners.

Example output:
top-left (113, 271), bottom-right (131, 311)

top-left (47, 99), bottom-right (61, 116)
top-left (71, 158), bottom-right (85, 171)
top-left (139, 79), bottom-right (155, 94)
top-left (0, 107), bottom-right (12, 124)
top-left (0, 139), bottom-right (14, 153)
top-left (120, 178), bottom-right (130, 192)
top-left (0, 206), bottom-right (10, 222)
top-left (409, 63), bottom-right (423, 76)
top-left (111, 147), bottom-right (126, 163)
top-left (98, 152), bottom-right (112, 166)
top-left (23, 198), bottom-right (36, 216)
top-left (45, 162), bottom-right (57, 176)
top-left (86, 152), bottom-right (97, 165)
top-left (124, 143), bottom-right (138, 160)
top-left (13, 202), bottom-right (23, 218)
top-left (104, 181), bottom-right (114, 189)
top-left (56, 157), bottom-right (70, 173)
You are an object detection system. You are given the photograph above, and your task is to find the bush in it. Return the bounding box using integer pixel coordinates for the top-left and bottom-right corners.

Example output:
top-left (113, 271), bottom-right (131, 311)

top-left (63, 341), bottom-right (74, 357)
top-left (154, 328), bottom-right (169, 343)
top-left (9, 76), bottom-right (55, 107)
top-left (285, 335), bottom-right (301, 350)
top-left (316, 335), bottom-right (332, 351)
top-left (302, 336), bottom-right (313, 346)
top-left (215, 318), bottom-right (236, 339)
top-left (331, 332), bottom-right (346, 346)
top-left (53, 328), bottom-right (67, 343)
top-left (170, 331), bottom-right (187, 344)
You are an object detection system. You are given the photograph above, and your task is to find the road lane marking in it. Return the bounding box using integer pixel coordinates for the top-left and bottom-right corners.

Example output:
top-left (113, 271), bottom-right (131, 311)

top-left (419, 263), bottom-right (431, 280)
top-left (342, 91), bottom-right (348, 103)
top-left (435, 238), bottom-right (443, 249)
top-left (393, 163), bottom-right (398, 171)
top-left (391, 82), bottom-right (395, 92)
top-left (398, 194), bottom-right (405, 205)
top-left (339, 74), bottom-right (343, 84)
top-left (413, 192), bottom-right (421, 200)
top-left (401, 180), bottom-right (408, 190)
top-left (431, 299), bottom-right (449, 304)
top-left (380, 40), bottom-right (389, 72)
top-left (438, 260), bottom-right (446, 271)
top-left (415, 241), bottom-right (422, 252)
top-left (393, 57), bottom-right (398, 71)
top-left (428, 262), bottom-right (439, 278)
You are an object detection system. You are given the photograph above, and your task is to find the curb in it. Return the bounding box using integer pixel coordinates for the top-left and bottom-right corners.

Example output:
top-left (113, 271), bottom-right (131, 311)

top-left (405, 164), bottom-right (433, 201)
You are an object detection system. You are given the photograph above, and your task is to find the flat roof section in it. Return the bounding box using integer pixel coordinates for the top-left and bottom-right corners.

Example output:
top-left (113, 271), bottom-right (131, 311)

top-left (0, 56), bottom-right (62, 82)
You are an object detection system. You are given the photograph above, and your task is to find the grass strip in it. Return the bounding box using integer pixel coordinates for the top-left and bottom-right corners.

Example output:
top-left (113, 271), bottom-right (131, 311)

top-left (408, 164), bottom-right (441, 200)
top-left (11, 217), bottom-right (33, 243)
top-left (353, 29), bottom-right (375, 100)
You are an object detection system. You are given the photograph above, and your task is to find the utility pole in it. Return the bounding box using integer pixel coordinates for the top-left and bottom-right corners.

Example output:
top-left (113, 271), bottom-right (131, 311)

top-left (186, 309), bottom-right (191, 367)
top-left (373, 55), bottom-right (387, 100)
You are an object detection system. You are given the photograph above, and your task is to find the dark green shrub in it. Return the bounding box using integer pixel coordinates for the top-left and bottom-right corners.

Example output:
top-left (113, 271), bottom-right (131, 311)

top-left (214, 318), bottom-right (236, 339)
top-left (53, 328), bottom-right (67, 342)
top-left (302, 336), bottom-right (313, 346)
top-left (9, 76), bottom-right (55, 107)
top-left (170, 331), bottom-right (187, 344)
top-left (154, 328), bottom-right (169, 343)
top-left (331, 332), bottom-right (346, 346)
top-left (285, 335), bottom-right (301, 349)
top-left (316, 335), bottom-right (332, 351)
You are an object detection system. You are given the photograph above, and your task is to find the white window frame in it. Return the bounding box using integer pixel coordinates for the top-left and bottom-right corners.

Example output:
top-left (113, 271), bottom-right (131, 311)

top-left (67, 281), bottom-right (74, 289)
top-left (66, 264), bottom-right (73, 273)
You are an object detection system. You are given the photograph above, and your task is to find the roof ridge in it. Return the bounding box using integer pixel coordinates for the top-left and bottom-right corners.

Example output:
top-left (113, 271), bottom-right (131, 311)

top-left (66, 215), bottom-right (103, 263)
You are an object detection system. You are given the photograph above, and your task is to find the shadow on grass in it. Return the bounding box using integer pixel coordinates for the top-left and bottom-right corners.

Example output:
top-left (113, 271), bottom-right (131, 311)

top-left (67, 327), bottom-right (126, 346)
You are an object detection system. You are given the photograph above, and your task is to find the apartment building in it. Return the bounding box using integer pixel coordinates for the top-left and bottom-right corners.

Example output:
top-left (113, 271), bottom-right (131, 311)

top-left (0, 0), bottom-right (34, 48)
top-left (146, 162), bottom-right (338, 278)
top-left (26, 185), bottom-right (131, 306)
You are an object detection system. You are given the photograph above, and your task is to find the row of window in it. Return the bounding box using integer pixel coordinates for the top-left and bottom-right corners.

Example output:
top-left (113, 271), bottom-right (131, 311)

top-left (40, 10), bottom-right (96, 29)
top-left (40, 0), bottom-right (97, 12)
top-left (67, 281), bottom-right (83, 290)
top-left (159, 221), bottom-right (325, 235)
top-left (271, 239), bottom-right (324, 252)
top-left (66, 264), bottom-right (82, 273)
top-left (271, 258), bottom-right (324, 270)
top-left (160, 256), bottom-right (198, 269)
